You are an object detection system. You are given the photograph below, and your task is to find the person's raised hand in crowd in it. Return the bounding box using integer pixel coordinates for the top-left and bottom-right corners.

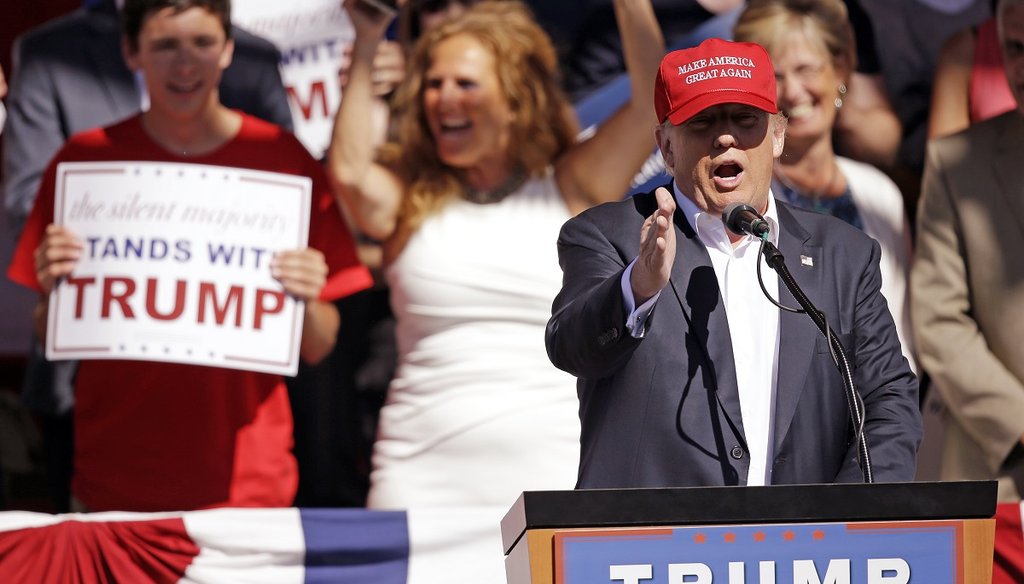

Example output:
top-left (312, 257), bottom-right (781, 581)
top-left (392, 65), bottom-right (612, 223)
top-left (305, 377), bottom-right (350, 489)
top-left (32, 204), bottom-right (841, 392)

top-left (339, 39), bottom-right (406, 98)
top-left (341, 0), bottom-right (405, 102)
top-left (338, 30), bottom-right (406, 147)
top-left (346, 0), bottom-right (405, 53)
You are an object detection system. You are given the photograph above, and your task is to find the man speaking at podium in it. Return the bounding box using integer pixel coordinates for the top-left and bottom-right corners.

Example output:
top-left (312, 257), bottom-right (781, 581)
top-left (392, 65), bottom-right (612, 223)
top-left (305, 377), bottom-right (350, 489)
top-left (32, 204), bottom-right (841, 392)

top-left (545, 38), bottom-right (921, 489)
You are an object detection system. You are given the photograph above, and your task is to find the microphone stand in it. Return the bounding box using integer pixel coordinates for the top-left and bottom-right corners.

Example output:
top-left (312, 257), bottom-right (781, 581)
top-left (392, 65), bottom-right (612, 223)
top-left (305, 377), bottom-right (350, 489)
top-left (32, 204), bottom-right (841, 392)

top-left (759, 240), bottom-right (873, 484)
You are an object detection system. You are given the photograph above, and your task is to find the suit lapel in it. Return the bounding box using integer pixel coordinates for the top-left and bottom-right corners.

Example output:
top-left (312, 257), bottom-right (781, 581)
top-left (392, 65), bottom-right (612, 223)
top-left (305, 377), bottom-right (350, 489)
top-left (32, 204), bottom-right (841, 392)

top-left (993, 113), bottom-right (1024, 241)
top-left (772, 204), bottom-right (820, 453)
top-left (84, 3), bottom-right (141, 120)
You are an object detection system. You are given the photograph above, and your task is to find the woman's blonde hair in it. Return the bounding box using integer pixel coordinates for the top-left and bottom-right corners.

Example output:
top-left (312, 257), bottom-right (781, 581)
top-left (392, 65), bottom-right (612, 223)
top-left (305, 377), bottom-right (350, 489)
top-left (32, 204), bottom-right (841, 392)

top-left (733, 0), bottom-right (857, 78)
top-left (381, 0), bottom-right (578, 233)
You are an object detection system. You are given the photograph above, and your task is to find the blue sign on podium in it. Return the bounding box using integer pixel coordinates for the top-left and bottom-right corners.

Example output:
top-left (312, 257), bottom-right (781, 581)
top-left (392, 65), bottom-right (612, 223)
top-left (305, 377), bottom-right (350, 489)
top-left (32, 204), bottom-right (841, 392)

top-left (555, 521), bottom-right (964, 584)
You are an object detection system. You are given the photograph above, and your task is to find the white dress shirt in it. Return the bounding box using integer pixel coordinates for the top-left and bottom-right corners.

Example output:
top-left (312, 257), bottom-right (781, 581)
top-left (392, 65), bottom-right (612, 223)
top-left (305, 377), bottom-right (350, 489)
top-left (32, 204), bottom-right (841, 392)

top-left (622, 185), bottom-right (782, 485)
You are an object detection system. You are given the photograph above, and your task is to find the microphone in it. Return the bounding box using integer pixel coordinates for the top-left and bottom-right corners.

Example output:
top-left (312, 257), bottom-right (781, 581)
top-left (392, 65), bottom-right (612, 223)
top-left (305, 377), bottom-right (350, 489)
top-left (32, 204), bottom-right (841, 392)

top-left (722, 203), bottom-right (769, 238)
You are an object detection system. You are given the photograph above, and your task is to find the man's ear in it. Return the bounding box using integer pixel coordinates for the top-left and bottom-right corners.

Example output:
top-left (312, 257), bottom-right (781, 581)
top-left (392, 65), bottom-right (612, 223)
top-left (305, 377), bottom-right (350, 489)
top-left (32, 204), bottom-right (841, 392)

top-left (122, 38), bottom-right (140, 72)
top-left (655, 125), bottom-right (675, 175)
top-left (770, 114), bottom-right (787, 158)
top-left (219, 38), bottom-right (235, 71)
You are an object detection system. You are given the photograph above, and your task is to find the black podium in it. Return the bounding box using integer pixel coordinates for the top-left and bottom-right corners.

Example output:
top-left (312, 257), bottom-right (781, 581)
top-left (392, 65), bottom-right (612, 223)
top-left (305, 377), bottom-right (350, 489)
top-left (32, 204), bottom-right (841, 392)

top-left (501, 481), bottom-right (997, 583)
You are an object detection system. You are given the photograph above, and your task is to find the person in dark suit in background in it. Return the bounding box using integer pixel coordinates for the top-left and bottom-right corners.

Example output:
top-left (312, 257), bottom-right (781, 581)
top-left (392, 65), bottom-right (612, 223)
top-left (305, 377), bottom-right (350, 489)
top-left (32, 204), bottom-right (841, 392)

top-left (545, 37), bottom-right (921, 489)
top-left (1, 0), bottom-right (291, 512)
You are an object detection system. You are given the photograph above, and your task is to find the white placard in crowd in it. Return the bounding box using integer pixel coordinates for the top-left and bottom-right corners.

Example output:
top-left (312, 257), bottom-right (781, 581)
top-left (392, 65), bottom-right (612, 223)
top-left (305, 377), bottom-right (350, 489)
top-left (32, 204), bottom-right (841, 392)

top-left (46, 161), bottom-right (312, 376)
top-left (233, 0), bottom-right (356, 159)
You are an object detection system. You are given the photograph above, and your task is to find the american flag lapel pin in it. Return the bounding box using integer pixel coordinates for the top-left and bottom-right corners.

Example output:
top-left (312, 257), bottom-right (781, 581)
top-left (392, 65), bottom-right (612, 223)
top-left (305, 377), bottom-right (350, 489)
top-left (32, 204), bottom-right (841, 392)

top-left (800, 255), bottom-right (814, 267)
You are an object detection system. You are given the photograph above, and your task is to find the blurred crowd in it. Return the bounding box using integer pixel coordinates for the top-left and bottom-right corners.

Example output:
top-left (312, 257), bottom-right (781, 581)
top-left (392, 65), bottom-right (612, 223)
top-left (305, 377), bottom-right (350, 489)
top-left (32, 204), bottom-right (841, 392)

top-left (0, 0), bottom-right (1021, 514)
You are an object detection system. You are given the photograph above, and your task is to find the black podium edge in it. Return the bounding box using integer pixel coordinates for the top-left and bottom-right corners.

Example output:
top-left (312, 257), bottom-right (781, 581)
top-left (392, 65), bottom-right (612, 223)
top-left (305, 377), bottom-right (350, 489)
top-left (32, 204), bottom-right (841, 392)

top-left (500, 480), bottom-right (997, 554)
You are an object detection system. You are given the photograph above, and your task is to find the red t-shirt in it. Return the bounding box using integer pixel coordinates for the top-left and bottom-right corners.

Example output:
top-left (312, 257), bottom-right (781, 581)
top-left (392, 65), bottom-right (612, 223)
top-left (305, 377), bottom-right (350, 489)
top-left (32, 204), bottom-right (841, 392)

top-left (8, 114), bottom-right (373, 512)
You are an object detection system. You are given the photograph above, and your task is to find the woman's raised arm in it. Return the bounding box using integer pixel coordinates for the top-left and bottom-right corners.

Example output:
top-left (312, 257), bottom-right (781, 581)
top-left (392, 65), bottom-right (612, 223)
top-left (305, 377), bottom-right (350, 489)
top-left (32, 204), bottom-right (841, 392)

top-left (325, 1), bottom-right (406, 241)
top-left (556, 0), bottom-right (664, 214)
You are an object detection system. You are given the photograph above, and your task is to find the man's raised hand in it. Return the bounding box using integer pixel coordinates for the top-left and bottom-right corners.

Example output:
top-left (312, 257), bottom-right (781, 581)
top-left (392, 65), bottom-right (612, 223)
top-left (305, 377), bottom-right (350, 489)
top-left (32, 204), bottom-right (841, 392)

top-left (630, 186), bottom-right (676, 305)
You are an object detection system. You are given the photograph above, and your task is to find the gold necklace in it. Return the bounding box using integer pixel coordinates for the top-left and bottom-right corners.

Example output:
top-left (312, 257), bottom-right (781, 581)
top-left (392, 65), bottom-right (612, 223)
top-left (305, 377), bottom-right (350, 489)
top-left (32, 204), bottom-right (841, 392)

top-left (462, 167), bottom-right (528, 205)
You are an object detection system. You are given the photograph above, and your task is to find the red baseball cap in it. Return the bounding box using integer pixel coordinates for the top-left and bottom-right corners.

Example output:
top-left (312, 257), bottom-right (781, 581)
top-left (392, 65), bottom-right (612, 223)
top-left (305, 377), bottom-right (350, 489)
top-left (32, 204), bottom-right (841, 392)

top-left (654, 37), bottom-right (778, 125)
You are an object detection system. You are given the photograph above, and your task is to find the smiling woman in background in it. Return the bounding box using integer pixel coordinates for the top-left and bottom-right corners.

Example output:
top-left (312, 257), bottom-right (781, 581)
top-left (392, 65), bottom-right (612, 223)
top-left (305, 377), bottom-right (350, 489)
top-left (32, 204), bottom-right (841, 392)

top-left (733, 0), bottom-right (917, 374)
top-left (327, 0), bottom-right (663, 508)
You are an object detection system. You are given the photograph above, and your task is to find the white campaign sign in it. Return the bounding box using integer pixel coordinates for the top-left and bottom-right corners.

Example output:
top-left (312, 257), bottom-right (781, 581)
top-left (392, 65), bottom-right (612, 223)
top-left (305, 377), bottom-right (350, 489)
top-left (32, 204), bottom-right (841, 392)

top-left (46, 161), bottom-right (312, 376)
top-left (233, 0), bottom-right (355, 158)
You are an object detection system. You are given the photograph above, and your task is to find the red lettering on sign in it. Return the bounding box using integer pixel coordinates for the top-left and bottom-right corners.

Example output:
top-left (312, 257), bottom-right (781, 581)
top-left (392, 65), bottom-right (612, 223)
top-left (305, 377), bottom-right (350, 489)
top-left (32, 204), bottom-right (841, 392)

top-left (66, 276), bottom-right (97, 318)
top-left (145, 277), bottom-right (187, 321)
top-left (198, 282), bottom-right (244, 327)
top-left (253, 290), bottom-right (285, 330)
top-left (286, 80), bottom-right (328, 120)
top-left (102, 277), bottom-right (136, 319)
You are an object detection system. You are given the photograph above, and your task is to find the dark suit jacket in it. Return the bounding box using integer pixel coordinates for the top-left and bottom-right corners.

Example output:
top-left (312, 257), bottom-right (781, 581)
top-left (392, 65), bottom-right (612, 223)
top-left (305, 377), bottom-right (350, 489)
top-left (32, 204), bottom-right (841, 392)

top-left (545, 186), bottom-right (922, 488)
top-left (2, 0), bottom-right (293, 231)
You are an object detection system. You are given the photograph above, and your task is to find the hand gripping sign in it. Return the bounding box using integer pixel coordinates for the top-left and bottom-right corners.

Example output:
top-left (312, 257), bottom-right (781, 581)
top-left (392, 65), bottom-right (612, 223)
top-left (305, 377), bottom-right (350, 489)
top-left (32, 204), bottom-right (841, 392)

top-left (47, 161), bottom-right (312, 376)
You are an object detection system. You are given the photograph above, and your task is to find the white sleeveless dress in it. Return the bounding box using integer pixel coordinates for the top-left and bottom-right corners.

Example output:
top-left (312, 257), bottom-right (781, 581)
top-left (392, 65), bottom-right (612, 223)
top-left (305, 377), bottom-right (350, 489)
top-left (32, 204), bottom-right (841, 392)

top-left (367, 172), bottom-right (581, 509)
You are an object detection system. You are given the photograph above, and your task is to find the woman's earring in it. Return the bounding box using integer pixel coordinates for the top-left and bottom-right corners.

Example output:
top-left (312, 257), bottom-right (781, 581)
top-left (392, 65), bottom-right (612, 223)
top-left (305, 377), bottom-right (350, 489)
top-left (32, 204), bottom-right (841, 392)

top-left (835, 83), bottom-right (847, 109)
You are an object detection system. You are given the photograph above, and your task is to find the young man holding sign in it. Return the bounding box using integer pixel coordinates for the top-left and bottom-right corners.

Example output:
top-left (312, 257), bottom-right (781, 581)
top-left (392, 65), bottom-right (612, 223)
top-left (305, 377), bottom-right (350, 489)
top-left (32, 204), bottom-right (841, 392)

top-left (7, 0), bottom-right (371, 512)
